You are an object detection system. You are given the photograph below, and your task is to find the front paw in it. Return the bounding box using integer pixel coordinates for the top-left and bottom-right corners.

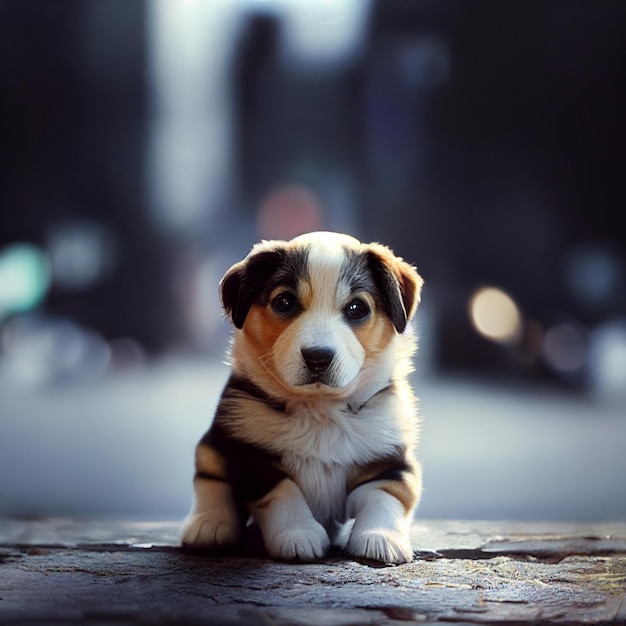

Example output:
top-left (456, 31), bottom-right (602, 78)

top-left (264, 519), bottom-right (330, 562)
top-left (181, 513), bottom-right (240, 549)
top-left (348, 528), bottom-right (413, 565)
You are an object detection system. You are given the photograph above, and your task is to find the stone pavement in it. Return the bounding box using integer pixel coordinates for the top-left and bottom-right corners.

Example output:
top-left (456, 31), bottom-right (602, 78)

top-left (1, 518), bottom-right (625, 625)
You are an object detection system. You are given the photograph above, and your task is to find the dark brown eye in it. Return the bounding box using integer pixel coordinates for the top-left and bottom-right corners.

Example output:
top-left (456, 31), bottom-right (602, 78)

top-left (344, 298), bottom-right (370, 322)
top-left (272, 292), bottom-right (299, 315)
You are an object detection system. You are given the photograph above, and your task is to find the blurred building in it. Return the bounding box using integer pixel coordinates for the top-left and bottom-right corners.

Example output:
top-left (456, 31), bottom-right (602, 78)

top-left (1, 0), bottom-right (625, 393)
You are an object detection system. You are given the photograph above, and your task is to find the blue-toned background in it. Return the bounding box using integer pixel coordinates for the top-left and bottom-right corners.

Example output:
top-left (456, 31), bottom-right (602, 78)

top-left (1, 0), bottom-right (625, 522)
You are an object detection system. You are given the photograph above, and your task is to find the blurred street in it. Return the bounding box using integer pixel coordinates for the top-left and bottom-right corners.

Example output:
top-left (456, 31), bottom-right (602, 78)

top-left (1, 354), bottom-right (624, 522)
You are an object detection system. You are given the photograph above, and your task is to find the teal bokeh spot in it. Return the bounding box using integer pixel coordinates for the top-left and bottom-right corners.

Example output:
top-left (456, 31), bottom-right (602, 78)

top-left (0, 243), bottom-right (51, 318)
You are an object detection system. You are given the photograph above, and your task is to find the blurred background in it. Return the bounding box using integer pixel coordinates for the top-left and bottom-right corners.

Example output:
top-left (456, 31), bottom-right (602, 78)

top-left (1, 0), bottom-right (625, 523)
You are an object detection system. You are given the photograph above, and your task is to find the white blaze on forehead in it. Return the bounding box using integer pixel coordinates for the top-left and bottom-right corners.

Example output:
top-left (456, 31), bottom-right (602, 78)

top-left (270, 231), bottom-right (369, 391)
top-left (304, 235), bottom-right (347, 309)
top-left (292, 233), bottom-right (363, 304)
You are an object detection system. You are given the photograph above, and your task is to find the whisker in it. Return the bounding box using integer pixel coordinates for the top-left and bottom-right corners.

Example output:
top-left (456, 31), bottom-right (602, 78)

top-left (257, 352), bottom-right (292, 393)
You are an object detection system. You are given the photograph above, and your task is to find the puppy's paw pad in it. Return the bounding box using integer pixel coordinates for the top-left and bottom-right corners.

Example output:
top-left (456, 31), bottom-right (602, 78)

top-left (266, 523), bottom-right (330, 562)
top-left (348, 529), bottom-right (413, 565)
top-left (181, 513), bottom-right (239, 548)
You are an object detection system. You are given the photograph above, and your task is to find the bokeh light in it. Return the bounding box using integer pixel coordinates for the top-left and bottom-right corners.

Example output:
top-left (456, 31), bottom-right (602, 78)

top-left (257, 184), bottom-right (324, 239)
top-left (0, 244), bottom-right (50, 320)
top-left (543, 322), bottom-right (587, 374)
top-left (469, 286), bottom-right (523, 345)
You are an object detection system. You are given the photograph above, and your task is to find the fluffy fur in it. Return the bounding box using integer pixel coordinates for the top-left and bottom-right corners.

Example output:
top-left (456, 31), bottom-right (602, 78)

top-left (181, 232), bottom-right (424, 564)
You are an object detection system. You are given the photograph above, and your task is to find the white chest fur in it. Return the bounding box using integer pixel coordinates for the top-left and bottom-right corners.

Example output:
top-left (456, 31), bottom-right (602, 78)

top-left (226, 385), bottom-right (417, 527)
top-left (283, 454), bottom-right (348, 528)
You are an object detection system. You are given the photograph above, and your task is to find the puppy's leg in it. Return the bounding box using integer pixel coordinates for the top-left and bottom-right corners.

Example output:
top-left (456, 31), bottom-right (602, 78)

top-left (346, 462), bottom-right (421, 564)
top-left (181, 443), bottom-right (241, 548)
top-left (250, 478), bottom-right (330, 561)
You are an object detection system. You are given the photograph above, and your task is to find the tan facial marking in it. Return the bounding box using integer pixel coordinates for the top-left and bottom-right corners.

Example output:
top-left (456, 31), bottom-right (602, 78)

top-left (243, 304), bottom-right (292, 359)
top-left (351, 295), bottom-right (396, 357)
top-left (297, 279), bottom-right (314, 310)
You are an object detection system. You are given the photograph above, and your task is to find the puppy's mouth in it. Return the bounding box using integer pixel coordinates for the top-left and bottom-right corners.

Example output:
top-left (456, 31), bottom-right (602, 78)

top-left (276, 347), bottom-right (361, 393)
top-left (300, 372), bottom-right (340, 388)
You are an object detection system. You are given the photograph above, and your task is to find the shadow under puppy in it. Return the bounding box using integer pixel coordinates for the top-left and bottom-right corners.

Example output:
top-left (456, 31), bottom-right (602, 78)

top-left (182, 231), bottom-right (424, 564)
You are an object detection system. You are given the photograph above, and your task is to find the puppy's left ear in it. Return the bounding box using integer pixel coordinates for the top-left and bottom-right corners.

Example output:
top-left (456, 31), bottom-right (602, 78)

top-left (366, 244), bottom-right (424, 333)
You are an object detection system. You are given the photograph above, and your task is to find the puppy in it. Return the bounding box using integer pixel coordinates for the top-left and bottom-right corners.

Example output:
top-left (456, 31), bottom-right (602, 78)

top-left (181, 231), bottom-right (423, 564)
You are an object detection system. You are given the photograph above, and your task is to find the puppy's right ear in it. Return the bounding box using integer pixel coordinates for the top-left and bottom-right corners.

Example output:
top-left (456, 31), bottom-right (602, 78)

top-left (220, 249), bottom-right (285, 329)
top-left (220, 259), bottom-right (248, 329)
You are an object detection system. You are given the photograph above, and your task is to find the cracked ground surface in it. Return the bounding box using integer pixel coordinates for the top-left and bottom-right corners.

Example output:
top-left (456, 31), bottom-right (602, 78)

top-left (1, 519), bottom-right (625, 625)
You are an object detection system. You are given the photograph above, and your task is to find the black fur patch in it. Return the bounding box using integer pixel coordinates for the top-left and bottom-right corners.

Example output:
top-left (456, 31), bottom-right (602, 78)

top-left (225, 374), bottom-right (287, 413)
top-left (340, 249), bottom-right (407, 333)
top-left (339, 250), bottom-right (378, 295)
top-left (202, 418), bottom-right (287, 504)
top-left (221, 247), bottom-right (309, 329)
top-left (364, 251), bottom-right (408, 333)
top-left (370, 461), bottom-right (412, 484)
top-left (351, 455), bottom-right (412, 492)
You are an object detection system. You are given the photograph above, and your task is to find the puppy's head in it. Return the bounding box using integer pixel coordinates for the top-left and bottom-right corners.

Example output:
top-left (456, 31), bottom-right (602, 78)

top-left (221, 232), bottom-right (423, 396)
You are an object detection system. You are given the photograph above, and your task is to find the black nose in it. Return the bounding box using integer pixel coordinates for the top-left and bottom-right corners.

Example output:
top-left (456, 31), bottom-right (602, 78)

top-left (301, 347), bottom-right (335, 374)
